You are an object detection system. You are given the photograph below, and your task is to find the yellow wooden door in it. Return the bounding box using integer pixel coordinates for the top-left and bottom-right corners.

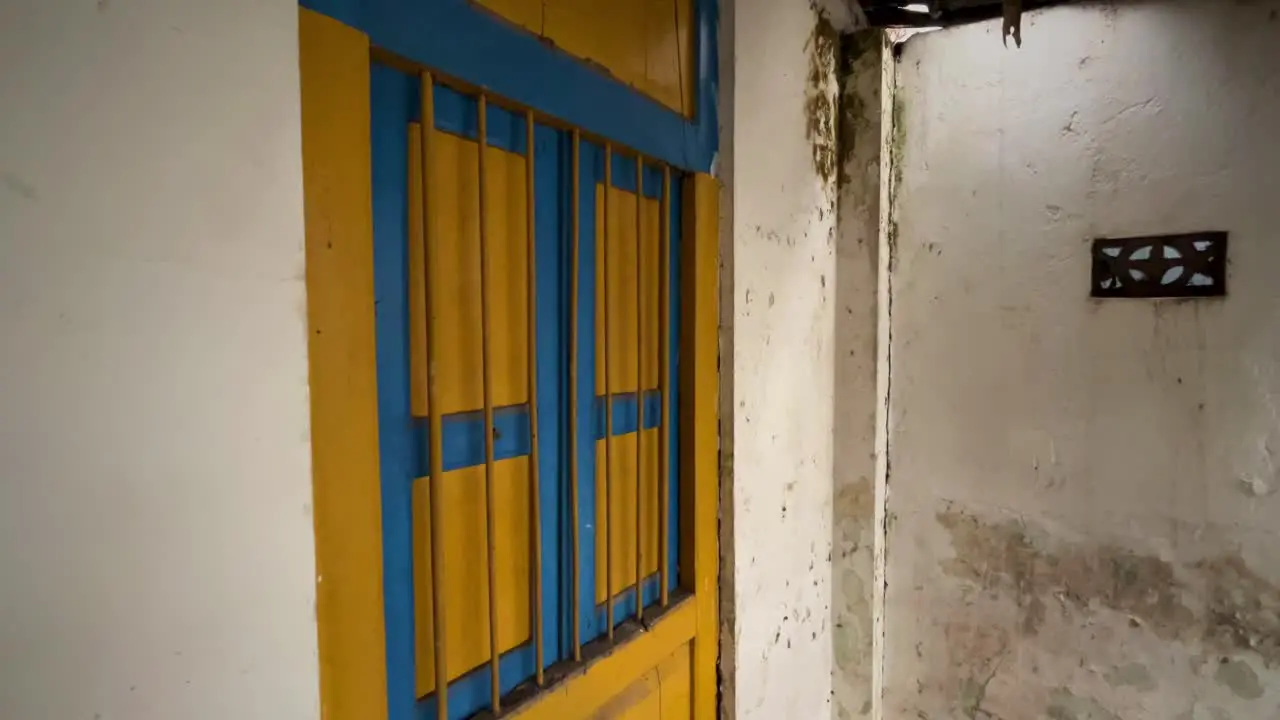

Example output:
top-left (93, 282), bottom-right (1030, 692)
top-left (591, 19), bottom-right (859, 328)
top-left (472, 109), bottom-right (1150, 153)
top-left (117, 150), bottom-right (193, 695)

top-left (298, 3), bottom-right (719, 718)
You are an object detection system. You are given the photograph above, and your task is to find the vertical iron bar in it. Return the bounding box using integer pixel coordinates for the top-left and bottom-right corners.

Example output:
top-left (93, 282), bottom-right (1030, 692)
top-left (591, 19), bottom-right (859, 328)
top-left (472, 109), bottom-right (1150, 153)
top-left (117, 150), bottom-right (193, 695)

top-left (477, 93), bottom-right (502, 713)
top-left (418, 72), bottom-right (450, 720)
top-left (634, 156), bottom-right (644, 621)
top-left (602, 144), bottom-right (615, 641)
top-left (408, 121), bottom-right (429, 420)
top-left (569, 129), bottom-right (583, 662)
top-left (658, 166), bottom-right (671, 607)
top-left (524, 110), bottom-right (545, 686)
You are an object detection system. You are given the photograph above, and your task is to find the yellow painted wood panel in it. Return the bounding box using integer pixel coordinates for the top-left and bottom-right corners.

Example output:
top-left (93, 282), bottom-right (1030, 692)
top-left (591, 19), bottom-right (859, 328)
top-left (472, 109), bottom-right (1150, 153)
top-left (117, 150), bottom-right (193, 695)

top-left (415, 129), bottom-right (530, 416)
top-left (655, 643), bottom-right (693, 720)
top-left (599, 641), bottom-right (692, 719)
top-left (298, 10), bottom-right (387, 720)
top-left (594, 429), bottom-right (663, 603)
top-left (477, 0), bottom-right (694, 116)
top-left (476, 0), bottom-right (544, 33)
top-left (509, 599), bottom-right (696, 719)
top-left (413, 457), bottom-right (533, 695)
top-left (642, 0), bottom-right (694, 117)
top-left (680, 173), bottom-right (719, 720)
top-left (595, 184), bottom-right (663, 396)
top-left (544, 0), bottom-right (647, 105)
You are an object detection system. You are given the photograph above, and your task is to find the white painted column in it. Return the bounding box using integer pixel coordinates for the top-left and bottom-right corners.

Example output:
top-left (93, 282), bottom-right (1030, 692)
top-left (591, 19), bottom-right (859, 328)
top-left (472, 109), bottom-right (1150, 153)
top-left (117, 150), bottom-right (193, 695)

top-left (720, 0), bottom-right (838, 716)
top-left (832, 30), bottom-right (883, 720)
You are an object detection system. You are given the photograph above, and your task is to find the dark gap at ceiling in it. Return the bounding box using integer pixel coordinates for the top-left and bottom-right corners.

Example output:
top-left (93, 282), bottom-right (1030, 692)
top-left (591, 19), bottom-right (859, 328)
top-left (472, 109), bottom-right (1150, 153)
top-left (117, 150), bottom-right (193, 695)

top-left (861, 0), bottom-right (1080, 28)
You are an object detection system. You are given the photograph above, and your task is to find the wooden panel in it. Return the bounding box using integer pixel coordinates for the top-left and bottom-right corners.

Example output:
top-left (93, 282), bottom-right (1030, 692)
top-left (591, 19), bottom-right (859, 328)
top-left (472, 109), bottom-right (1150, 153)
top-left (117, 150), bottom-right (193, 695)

top-left (680, 172), bottom-right (719, 720)
top-left (595, 184), bottom-right (663, 395)
top-left (478, 0), bottom-right (694, 116)
top-left (655, 643), bottom-right (693, 720)
top-left (298, 10), bottom-right (387, 720)
top-left (477, 0), bottom-right (544, 33)
top-left (592, 640), bottom-right (691, 719)
top-left (419, 129), bottom-right (530, 416)
top-left (594, 429), bottom-right (662, 602)
top-left (544, 0), bottom-right (646, 104)
top-left (508, 599), bottom-right (697, 719)
top-left (642, 0), bottom-right (695, 116)
top-left (413, 457), bottom-right (533, 695)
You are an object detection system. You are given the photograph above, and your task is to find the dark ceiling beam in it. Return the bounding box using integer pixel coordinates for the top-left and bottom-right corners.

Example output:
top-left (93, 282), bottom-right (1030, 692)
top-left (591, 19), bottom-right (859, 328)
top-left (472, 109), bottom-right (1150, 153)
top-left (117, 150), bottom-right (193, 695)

top-left (862, 0), bottom-right (1077, 28)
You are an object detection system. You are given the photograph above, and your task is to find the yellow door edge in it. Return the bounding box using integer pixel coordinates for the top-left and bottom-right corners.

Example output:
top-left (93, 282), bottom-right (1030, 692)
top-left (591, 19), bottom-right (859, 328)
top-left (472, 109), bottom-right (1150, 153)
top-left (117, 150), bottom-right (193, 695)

top-left (682, 173), bottom-right (720, 719)
top-left (299, 9), bottom-right (388, 720)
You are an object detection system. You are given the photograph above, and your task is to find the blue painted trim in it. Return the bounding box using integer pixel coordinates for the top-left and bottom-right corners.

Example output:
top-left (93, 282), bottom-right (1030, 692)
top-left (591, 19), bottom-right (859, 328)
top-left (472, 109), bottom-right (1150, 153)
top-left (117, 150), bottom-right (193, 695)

top-left (406, 393), bottom-right (663, 477)
top-left (413, 646), bottom-right (534, 720)
top-left (549, 123), bottom-right (577, 659)
top-left (299, 0), bottom-right (718, 173)
top-left (371, 62), bottom-right (420, 720)
top-left (572, 140), bottom-right (602, 648)
top-left (593, 391), bottom-right (663, 437)
top-left (594, 575), bottom-right (665, 628)
top-left (532, 120), bottom-right (566, 670)
top-left (667, 175), bottom-right (683, 594)
top-left (607, 151), bottom-right (665, 199)
top-left (411, 406), bottom-right (530, 475)
top-left (433, 84), bottom-right (527, 154)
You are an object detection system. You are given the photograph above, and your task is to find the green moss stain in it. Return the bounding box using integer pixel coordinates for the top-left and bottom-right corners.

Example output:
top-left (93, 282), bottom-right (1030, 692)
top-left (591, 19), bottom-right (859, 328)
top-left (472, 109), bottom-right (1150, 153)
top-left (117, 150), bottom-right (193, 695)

top-left (1214, 658), bottom-right (1264, 700)
top-left (835, 30), bottom-right (879, 190)
top-left (1104, 663), bottom-right (1157, 692)
top-left (885, 86), bottom-right (906, 272)
top-left (804, 7), bottom-right (839, 187)
top-left (1046, 689), bottom-right (1121, 720)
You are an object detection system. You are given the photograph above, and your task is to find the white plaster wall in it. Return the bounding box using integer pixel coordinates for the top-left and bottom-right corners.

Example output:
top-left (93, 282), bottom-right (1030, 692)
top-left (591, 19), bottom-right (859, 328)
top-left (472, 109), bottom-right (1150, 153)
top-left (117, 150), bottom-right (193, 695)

top-left (0, 2), bottom-right (318, 719)
top-left (721, 0), bottom-right (837, 716)
top-left (883, 2), bottom-right (1280, 718)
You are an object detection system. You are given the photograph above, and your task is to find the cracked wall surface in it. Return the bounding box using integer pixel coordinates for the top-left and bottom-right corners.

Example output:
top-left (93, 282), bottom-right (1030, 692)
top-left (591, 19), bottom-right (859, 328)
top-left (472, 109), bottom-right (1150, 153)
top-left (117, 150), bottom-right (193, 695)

top-left (883, 2), bottom-right (1280, 718)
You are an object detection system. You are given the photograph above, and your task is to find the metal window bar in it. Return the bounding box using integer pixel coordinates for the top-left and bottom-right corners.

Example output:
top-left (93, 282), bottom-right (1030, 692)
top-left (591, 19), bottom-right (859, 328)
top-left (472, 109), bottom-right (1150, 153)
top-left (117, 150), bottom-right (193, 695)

top-left (476, 93), bottom-right (503, 713)
top-left (569, 129), bottom-right (583, 662)
top-left (659, 166), bottom-right (671, 607)
top-left (634, 155), bottom-right (645, 622)
top-left (417, 71), bottom-right (451, 720)
top-left (525, 108), bottom-right (546, 687)
top-left (407, 67), bottom-right (681, 715)
top-left (601, 143), bottom-right (615, 641)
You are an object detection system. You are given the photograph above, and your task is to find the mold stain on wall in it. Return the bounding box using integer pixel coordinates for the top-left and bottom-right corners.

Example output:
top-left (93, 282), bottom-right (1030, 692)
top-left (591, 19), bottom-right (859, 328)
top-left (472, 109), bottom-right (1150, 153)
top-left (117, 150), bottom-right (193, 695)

top-left (937, 507), bottom-right (1280, 663)
top-left (804, 6), bottom-right (839, 189)
top-left (929, 505), bottom-right (1280, 717)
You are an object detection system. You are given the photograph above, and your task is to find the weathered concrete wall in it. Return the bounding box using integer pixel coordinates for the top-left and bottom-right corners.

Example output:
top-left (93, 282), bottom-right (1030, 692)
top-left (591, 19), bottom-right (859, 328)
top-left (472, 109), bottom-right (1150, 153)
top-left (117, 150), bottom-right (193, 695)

top-left (832, 30), bottom-right (883, 720)
top-left (720, 0), bottom-right (838, 716)
top-left (884, 2), bottom-right (1280, 718)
